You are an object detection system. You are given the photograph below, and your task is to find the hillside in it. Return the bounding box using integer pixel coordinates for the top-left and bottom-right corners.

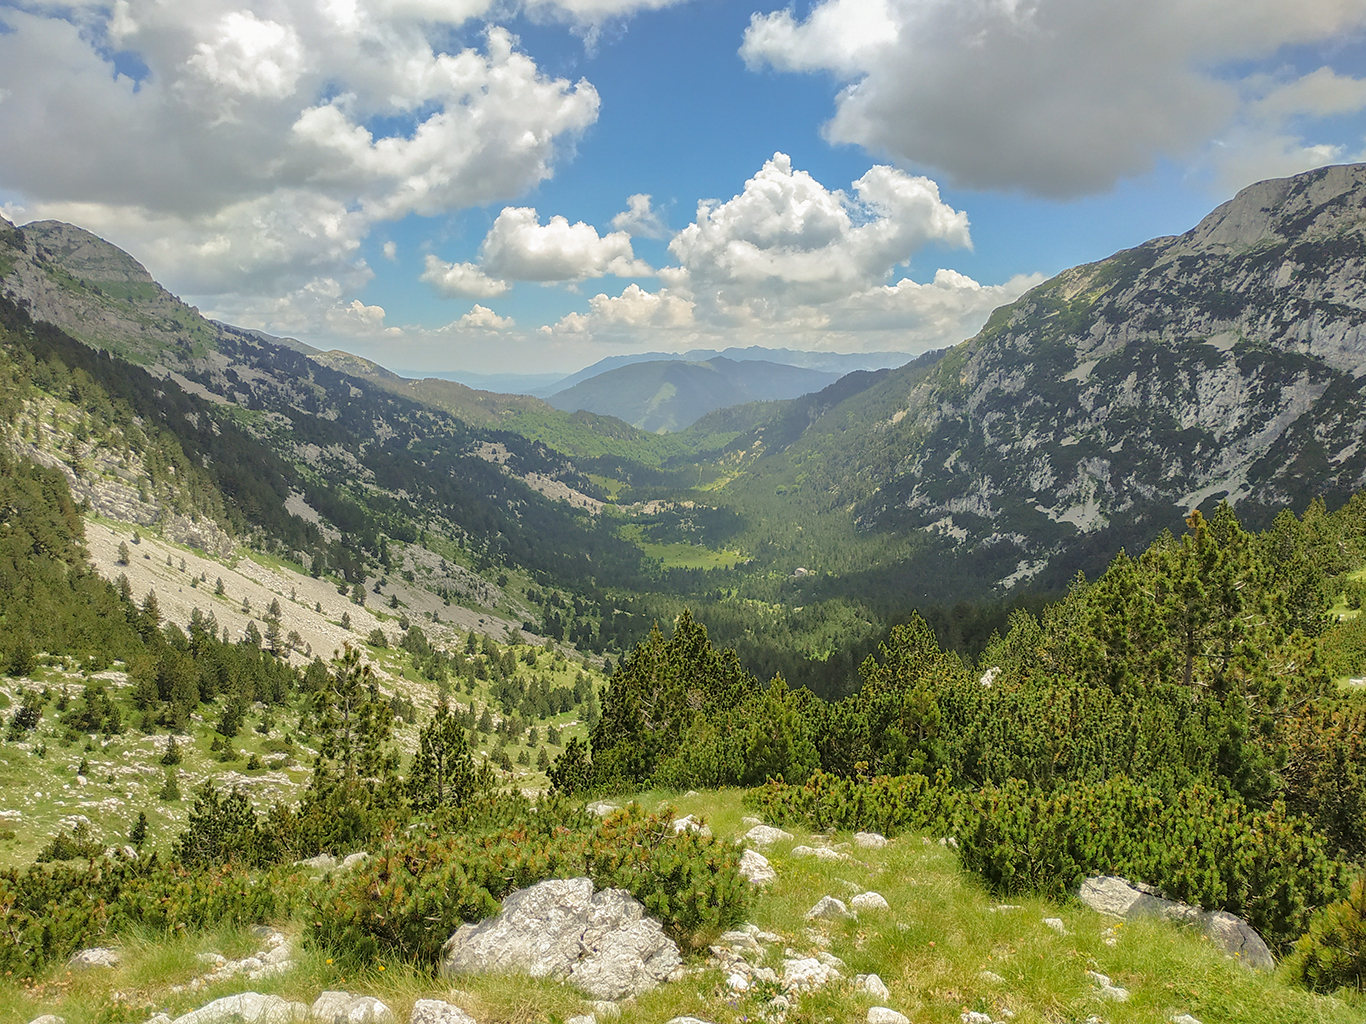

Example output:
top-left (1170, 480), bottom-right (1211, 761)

top-left (696, 163), bottom-right (1366, 598)
top-left (547, 356), bottom-right (843, 432)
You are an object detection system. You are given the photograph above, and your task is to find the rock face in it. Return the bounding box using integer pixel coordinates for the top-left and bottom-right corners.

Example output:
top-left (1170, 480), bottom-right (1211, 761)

top-left (1078, 876), bottom-right (1274, 971)
top-left (439, 877), bottom-right (682, 1001)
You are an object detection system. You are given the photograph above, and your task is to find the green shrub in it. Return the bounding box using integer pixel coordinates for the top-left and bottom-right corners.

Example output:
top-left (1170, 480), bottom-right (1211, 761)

top-left (306, 798), bottom-right (745, 965)
top-left (1291, 875), bottom-right (1366, 992)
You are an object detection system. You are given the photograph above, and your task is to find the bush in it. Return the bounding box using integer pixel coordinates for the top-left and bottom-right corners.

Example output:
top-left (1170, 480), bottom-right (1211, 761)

top-left (747, 770), bottom-right (1345, 951)
top-left (306, 798), bottom-right (745, 965)
top-left (1291, 875), bottom-right (1366, 992)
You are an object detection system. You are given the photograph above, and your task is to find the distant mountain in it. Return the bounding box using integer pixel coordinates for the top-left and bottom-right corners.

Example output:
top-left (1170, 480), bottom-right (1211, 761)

top-left (531, 347), bottom-right (910, 398)
top-left (546, 356), bottom-right (843, 432)
top-left (707, 163), bottom-right (1366, 596)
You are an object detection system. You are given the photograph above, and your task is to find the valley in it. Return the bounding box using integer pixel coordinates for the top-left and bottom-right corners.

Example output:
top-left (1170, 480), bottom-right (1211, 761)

top-left (1, 164), bottom-right (1366, 1023)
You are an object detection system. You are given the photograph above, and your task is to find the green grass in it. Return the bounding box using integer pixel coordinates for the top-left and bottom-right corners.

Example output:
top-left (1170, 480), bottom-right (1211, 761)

top-left (0, 788), bottom-right (1359, 1024)
top-left (617, 524), bottom-right (747, 570)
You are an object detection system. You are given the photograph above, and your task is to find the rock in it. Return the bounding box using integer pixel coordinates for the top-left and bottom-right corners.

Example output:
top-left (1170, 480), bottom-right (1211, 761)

top-left (439, 877), bottom-right (682, 1001)
top-left (962, 1014), bottom-right (994, 1024)
top-left (805, 896), bottom-right (855, 921)
top-left (851, 891), bottom-right (889, 912)
top-left (791, 845), bottom-right (849, 862)
top-left (867, 1009), bottom-right (909, 1024)
top-left (816, 951), bottom-right (846, 969)
top-left (341, 852), bottom-right (371, 870)
top-left (671, 815), bottom-right (711, 837)
top-left (586, 801), bottom-right (619, 817)
top-left (172, 993), bottom-right (308, 1024)
top-left (744, 824), bottom-right (794, 847)
top-left (663, 1018), bottom-right (716, 1024)
top-left (855, 973), bottom-right (891, 1000)
top-left (782, 956), bottom-right (842, 992)
top-left (938, 837), bottom-right (959, 850)
top-left (979, 970), bottom-right (1006, 985)
top-left (1172, 1016), bottom-right (1203, 1024)
top-left (738, 848), bottom-right (776, 885)
top-left (1077, 876), bottom-right (1274, 971)
top-left (726, 972), bottom-right (749, 991)
top-left (565, 1017), bottom-right (595, 1024)
top-left (295, 854), bottom-right (338, 870)
top-left (853, 831), bottom-right (887, 849)
top-left (27, 1016), bottom-right (65, 1024)
top-left (741, 816), bottom-right (764, 827)
top-left (1043, 917), bottom-right (1067, 935)
top-left (588, 1001), bottom-right (620, 1018)
top-left (408, 1001), bottom-right (477, 1024)
top-left (1085, 970), bottom-right (1130, 1002)
top-left (311, 994), bottom-right (356, 1022)
top-left (768, 995), bottom-right (791, 1011)
top-left (68, 947), bottom-right (120, 969)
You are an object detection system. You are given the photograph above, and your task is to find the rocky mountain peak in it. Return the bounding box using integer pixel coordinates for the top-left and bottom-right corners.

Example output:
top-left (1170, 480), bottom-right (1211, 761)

top-left (22, 220), bottom-right (157, 285)
top-left (1181, 162), bottom-right (1366, 253)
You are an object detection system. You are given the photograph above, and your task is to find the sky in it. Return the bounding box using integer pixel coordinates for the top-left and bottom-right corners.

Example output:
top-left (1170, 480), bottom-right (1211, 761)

top-left (1, 1), bottom-right (1365, 377)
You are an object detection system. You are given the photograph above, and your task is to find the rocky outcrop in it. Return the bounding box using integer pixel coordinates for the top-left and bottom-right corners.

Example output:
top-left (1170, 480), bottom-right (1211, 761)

top-left (438, 877), bottom-right (682, 1001)
top-left (1077, 875), bottom-right (1274, 971)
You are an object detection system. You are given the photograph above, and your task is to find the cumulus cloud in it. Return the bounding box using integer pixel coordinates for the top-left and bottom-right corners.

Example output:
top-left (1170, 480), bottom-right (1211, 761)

top-left (741, 0), bottom-right (1366, 197)
top-left (456, 304), bottom-right (516, 330)
top-left (669, 153), bottom-right (970, 309)
top-left (326, 298), bottom-right (398, 335)
top-left (480, 206), bottom-right (652, 280)
top-left (543, 153), bottom-right (1034, 353)
top-left (420, 256), bottom-right (511, 299)
top-left (0, 3), bottom-right (610, 323)
top-left (611, 194), bottom-right (668, 238)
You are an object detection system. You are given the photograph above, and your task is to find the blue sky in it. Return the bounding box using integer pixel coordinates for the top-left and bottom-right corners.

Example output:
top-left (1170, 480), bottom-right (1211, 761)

top-left (2, 0), bottom-right (1365, 376)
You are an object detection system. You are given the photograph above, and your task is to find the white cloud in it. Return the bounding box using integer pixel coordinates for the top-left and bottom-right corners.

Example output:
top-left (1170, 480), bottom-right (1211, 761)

top-left (669, 153), bottom-right (970, 307)
top-left (455, 304), bottom-right (516, 330)
top-left (326, 298), bottom-right (398, 334)
top-left (611, 193), bottom-right (667, 238)
top-left (0, 3), bottom-right (605, 328)
top-left (420, 255), bottom-right (510, 299)
top-left (382, 240), bottom-right (397, 261)
top-left (543, 153), bottom-right (1032, 353)
top-left (740, 0), bottom-right (1366, 198)
top-left (480, 206), bottom-right (652, 281)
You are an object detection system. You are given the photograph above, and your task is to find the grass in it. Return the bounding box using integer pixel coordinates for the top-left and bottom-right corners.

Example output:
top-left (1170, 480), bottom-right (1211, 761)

top-left (616, 524), bottom-right (748, 570)
top-left (0, 787), bottom-right (1361, 1024)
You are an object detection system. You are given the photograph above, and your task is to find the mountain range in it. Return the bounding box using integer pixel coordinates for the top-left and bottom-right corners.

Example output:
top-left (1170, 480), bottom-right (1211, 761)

top-left (3, 162), bottom-right (1366, 669)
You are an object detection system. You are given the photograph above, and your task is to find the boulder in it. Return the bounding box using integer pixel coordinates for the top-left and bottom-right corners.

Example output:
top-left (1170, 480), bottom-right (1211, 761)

top-left (408, 1002), bottom-right (476, 1024)
top-left (805, 896), bottom-right (855, 921)
top-left (738, 849), bottom-right (776, 886)
top-left (851, 892), bottom-right (889, 912)
top-left (743, 824), bottom-right (793, 848)
top-left (27, 1016), bottom-right (65, 1024)
top-left (853, 832), bottom-right (887, 849)
top-left (586, 801), bottom-right (620, 817)
top-left (439, 877), bottom-right (682, 1001)
top-left (68, 947), bottom-right (120, 969)
top-left (855, 973), bottom-right (890, 1000)
top-left (867, 1010), bottom-right (909, 1024)
top-left (1077, 876), bottom-right (1274, 971)
top-left (671, 815), bottom-right (711, 837)
top-left (791, 845), bottom-right (849, 862)
top-left (171, 993), bottom-right (307, 1024)
top-left (781, 956), bottom-right (842, 992)
top-left (341, 852), bottom-right (371, 870)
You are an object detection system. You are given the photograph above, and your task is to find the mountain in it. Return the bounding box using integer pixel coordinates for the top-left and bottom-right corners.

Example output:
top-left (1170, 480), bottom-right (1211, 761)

top-left (530, 346), bottom-right (911, 397)
top-left (708, 163), bottom-right (1366, 596)
top-left (546, 356), bottom-right (843, 432)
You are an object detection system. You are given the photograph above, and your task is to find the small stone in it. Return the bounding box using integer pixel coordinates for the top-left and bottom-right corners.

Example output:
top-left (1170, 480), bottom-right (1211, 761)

top-left (671, 815), bottom-right (711, 837)
top-left (588, 1002), bottom-right (620, 1019)
top-left (961, 1013), bottom-right (993, 1024)
top-left (768, 995), bottom-right (790, 1011)
top-left (663, 1018), bottom-right (716, 1024)
top-left (853, 831), bottom-right (887, 848)
top-left (867, 1009), bottom-right (909, 1024)
top-left (408, 1001), bottom-right (477, 1024)
top-left (851, 891), bottom-right (890, 912)
top-left (565, 1017), bottom-right (595, 1024)
top-left (726, 972), bottom-right (750, 991)
top-left (1043, 917), bottom-right (1067, 935)
top-left (587, 801), bottom-right (620, 817)
top-left (805, 896), bottom-right (855, 921)
top-left (312, 993), bottom-right (355, 1023)
top-left (979, 970), bottom-right (1006, 985)
top-left (68, 947), bottom-right (120, 970)
top-left (990, 905), bottom-right (1022, 913)
top-left (1171, 1016), bottom-right (1203, 1024)
top-left (815, 951), bottom-right (846, 969)
top-left (171, 992), bottom-right (307, 1024)
top-left (739, 848), bottom-right (777, 885)
top-left (745, 824), bottom-right (794, 847)
top-left (855, 973), bottom-right (891, 1000)
top-left (742, 816), bottom-right (764, 827)
top-left (295, 854), bottom-right (338, 870)
top-left (341, 852), bottom-right (370, 870)
top-left (782, 957), bottom-right (841, 992)
top-left (938, 837), bottom-right (960, 850)
top-left (791, 845), bottom-right (850, 862)
top-left (27, 1016), bottom-right (66, 1024)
